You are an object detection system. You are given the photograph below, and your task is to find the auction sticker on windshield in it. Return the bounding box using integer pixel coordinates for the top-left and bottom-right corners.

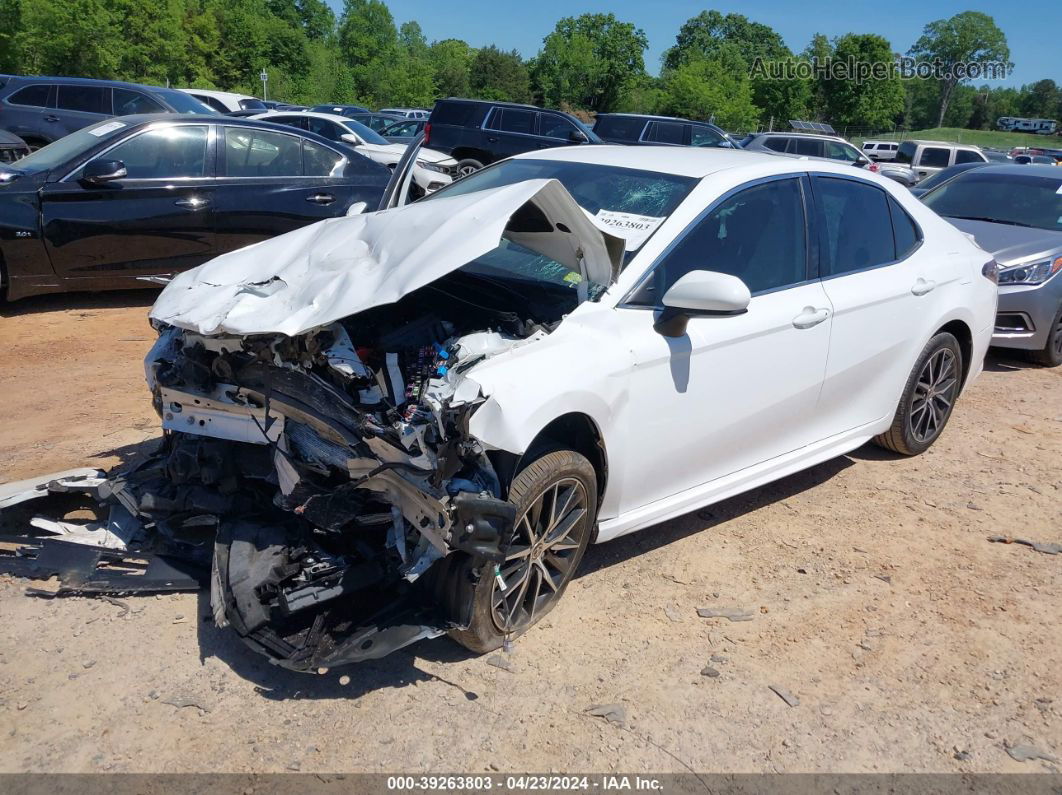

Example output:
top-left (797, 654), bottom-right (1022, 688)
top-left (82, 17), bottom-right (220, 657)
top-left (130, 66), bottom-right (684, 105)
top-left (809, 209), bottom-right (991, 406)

top-left (594, 209), bottom-right (664, 247)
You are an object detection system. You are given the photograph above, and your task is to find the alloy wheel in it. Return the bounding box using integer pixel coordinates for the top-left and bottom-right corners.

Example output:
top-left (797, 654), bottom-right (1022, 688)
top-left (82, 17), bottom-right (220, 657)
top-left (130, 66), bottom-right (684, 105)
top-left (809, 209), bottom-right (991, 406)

top-left (490, 477), bottom-right (589, 633)
top-left (908, 348), bottom-right (958, 443)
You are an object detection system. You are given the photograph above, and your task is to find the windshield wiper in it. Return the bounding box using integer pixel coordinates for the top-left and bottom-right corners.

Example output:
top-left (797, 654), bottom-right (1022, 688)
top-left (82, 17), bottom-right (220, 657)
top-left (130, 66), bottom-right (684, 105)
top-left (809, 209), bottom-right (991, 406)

top-left (947, 215), bottom-right (1033, 228)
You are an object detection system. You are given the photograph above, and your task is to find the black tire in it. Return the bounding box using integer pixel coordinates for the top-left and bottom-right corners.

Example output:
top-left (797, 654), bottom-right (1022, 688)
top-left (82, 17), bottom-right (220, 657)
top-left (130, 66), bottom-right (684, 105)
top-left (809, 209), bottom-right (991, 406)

top-left (874, 332), bottom-right (963, 456)
top-left (1027, 304), bottom-right (1062, 367)
top-left (448, 450), bottom-right (597, 654)
top-left (455, 158), bottom-right (484, 178)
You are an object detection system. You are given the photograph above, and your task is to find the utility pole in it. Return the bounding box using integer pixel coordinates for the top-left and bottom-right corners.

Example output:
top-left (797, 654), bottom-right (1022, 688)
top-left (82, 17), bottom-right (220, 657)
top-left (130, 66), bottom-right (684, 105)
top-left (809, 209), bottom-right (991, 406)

top-left (260, 70), bottom-right (268, 101)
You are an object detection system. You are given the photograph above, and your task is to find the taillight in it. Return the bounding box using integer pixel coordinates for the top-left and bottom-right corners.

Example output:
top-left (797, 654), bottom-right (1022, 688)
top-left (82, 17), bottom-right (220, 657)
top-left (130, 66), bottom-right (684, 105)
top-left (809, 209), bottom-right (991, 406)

top-left (982, 260), bottom-right (999, 284)
top-left (423, 122), bottom-right (431, 145)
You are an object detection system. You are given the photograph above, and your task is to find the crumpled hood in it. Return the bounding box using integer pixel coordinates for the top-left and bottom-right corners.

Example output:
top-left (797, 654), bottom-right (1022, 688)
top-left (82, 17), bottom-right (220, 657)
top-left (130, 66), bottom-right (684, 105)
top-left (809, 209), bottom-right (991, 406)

top-left (149, 178), bottom-right (623, 338)
top-left (947, 218), bottom-right (1062, 266)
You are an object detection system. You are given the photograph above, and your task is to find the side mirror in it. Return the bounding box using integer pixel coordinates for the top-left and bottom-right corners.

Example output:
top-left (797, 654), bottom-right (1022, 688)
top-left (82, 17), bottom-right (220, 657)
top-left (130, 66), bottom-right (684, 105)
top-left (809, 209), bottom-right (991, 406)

top-left (82, 159), bottom-right (126, 183)
top-left (340, 133), bottom-right (360, 146)
top-left (654, 271), bottom-right (751, 337)
top-left (568, 129), bottom-right (588, 143)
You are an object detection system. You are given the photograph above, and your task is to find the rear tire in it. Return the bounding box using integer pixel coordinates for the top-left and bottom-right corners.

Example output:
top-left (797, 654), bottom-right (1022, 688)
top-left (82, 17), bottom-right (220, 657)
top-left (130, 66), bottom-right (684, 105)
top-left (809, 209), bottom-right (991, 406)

top-left (448, 450), bottom-right (597, 654)
top-left (873, 332), bottom-right (963, 456)
top-left (1028, 304), bottom-right (1062, 367)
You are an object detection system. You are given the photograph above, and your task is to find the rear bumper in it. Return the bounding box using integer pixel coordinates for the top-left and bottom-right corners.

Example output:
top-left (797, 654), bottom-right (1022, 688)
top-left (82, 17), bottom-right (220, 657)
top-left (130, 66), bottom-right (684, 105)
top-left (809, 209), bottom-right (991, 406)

top-left (992, 279), bottom-right (1062, 351)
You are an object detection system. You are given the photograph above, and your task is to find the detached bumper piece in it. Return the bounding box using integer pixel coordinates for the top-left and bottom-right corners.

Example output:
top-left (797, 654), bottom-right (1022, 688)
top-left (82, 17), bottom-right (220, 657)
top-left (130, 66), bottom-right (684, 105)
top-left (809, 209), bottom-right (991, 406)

top-left (0, 466), bottom-right (210, 596)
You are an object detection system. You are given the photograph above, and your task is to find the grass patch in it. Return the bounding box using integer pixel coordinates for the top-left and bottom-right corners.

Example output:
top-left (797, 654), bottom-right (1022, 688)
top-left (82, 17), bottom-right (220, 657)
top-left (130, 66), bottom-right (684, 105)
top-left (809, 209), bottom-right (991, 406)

top-left (853, 127), bottom-right (1057, 151)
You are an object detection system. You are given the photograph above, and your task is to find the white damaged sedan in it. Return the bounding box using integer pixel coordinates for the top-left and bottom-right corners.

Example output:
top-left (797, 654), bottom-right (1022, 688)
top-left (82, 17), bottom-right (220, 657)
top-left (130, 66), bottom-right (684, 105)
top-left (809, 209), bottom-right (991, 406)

top-left (126, 145), bottom-right (998, 669)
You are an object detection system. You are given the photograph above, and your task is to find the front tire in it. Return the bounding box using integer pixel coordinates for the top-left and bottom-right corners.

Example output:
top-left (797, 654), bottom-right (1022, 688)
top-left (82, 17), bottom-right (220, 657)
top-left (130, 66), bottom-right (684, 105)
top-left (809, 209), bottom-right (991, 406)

top-left (874, 332), bottom-right (963, 456)
top-left (455, 158), bottom-right (484, 178)
top-left (1028, 304), bottom-right (1062, 367)
top-left (449, 450), bottom-right (597, 654)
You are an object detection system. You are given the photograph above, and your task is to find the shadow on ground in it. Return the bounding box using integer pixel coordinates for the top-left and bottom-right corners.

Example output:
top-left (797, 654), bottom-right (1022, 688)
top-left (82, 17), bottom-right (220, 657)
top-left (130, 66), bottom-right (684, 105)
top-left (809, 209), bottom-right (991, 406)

top-left (0, 289), bottom-right (159, 318)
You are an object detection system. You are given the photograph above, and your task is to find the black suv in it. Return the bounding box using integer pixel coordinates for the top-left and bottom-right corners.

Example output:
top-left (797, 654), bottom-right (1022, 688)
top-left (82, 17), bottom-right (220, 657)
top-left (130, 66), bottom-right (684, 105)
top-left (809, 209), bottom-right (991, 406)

top-left (593, 113), bottom-right (736, 148)
top-left (425, 98), bottom-right (601, 176)
top-left (0, 75), bottom-right (214, 150)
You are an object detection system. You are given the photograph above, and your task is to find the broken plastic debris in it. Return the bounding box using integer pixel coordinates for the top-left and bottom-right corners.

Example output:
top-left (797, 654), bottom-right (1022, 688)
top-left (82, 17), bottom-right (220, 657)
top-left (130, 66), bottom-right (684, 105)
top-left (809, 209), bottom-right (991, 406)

top-left (586, 703), bottom-right (627, 727)
top-left (1005, 744), bottom-right (1058, 763)
top-left (768, 684), bottom-right (800, 707)
top-left (696, 606), bottom-right (755, 622)
top-left (988, 535), bottom-right (1062, 555)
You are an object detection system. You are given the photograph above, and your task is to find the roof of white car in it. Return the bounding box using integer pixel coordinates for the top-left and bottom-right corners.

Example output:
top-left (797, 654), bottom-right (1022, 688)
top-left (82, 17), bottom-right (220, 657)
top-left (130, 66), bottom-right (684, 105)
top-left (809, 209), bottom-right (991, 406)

top-left (511, 144), bottom-right (811, 179)
top-left (178, 88), bottom-right (258, 101)
top-left (255, 110), bottom-right (356, 125)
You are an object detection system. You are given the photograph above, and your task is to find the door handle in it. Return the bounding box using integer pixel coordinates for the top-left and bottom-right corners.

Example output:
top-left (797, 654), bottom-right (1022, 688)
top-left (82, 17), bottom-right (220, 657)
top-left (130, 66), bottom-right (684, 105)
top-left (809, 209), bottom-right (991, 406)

top-left (792, 307), bottom-right (830, 329)
top-left (305, 193), bottom-right (336, 205)
top-left (174, 197), bottom-right (210, 210)
top-left (486, 136), bottom-right (498, 143)
top-left (911, 278), bottom-right (936, 296)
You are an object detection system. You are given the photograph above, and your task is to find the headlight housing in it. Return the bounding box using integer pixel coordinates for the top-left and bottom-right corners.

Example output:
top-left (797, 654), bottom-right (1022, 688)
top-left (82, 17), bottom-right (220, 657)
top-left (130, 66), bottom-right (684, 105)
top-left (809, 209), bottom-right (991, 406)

top-left (998, 256), bottom-right (1062, 286)
top-left (416, 160), bottom-right (448, 174)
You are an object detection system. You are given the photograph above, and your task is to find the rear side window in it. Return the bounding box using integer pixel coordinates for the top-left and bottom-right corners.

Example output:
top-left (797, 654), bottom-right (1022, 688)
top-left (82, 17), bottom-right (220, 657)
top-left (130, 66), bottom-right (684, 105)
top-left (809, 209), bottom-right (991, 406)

top-left (593, 116), bottom-right (646, 141)
top-left (113, 88), bottom-right (164, 115)
top-left (303, 140), bottom-right (344, 176)
top-left (57, 85), bottom-right (107, 114)
top-left (644, 121), bottom-right (685, 145)
top-left (431, 101), bottom-right (485, 127)
top-left (954, 149), bottom-right (984, 164)
top-left (814, 177), bottom-right (895, 276)
top-left (8, 84), bottom-right (52, 107)
top-left (790, 137), bottom-right (822, 157)
top-left (487, 108), bottom-right (535, 135)
top-left (195, 94), bottom-right (229, 113)
top-left (919, 147), bottom-right (950, 168)
top-left (888, 196), bottom-right (921, 259)
top-left (763, 137), bottom-right (788, 152)
top-left (239, 98), bottom-right (266, 111)
top-left (223, 128), bottom-right (304, 177)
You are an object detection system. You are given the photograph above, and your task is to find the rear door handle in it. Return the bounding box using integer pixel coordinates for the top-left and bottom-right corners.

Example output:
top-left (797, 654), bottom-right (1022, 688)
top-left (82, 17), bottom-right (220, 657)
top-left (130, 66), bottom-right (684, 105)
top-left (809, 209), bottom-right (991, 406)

top-left (44, 115), bottom-right (60, 122)
top-left (792, 307), bottom-right (830, 329)
top-left (306, 193), bottom-right (336, 205)
top-left (174, 197), bottom-right (210, 210)
top-left (911, 278), bottom-right (936, 296)
top-left (486, 136), bottom-right (498, 143)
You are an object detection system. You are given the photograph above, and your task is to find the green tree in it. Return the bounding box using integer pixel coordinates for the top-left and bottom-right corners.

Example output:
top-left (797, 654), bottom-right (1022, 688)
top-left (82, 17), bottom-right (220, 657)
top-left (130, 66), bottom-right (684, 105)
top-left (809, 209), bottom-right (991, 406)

top-left (659, 45), bottom-right (759, 130)
top-left (337, 0), bottom-right (398, 104)
top-left (429, 38), bottom-right (473, 98)
top-left (907, 11), bottom-right (1011, 128)
top-left (533, 13), bottom-right (647, 111)
top-left (663, 10), bottom-right (789, 70)
top-left (15, 0), bottom-right (121, 77)
top-left (1020, 79), bottom-right (1061, 119)
top-left (821, 33), bottom-right (905, 129)
top-left (0, 0), bottom-right (22, 73)
top-left (803, 33), bottom-right (832, 119)
top-left (470, 45), bottom-right (531, 104)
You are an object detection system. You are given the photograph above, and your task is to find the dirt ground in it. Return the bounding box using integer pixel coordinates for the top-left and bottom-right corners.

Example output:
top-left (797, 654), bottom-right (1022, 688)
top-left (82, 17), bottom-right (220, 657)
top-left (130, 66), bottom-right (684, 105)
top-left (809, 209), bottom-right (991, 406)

top-left (0, 290), bottom-right (1059, 775)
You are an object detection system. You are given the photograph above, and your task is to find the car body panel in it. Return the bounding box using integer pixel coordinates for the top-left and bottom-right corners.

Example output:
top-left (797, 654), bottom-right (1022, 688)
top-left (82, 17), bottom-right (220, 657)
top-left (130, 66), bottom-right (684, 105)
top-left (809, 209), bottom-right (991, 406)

top-left (0, 115), bottom-right (389, 299)
top-left (949, 217), bottom-right (1062, 350)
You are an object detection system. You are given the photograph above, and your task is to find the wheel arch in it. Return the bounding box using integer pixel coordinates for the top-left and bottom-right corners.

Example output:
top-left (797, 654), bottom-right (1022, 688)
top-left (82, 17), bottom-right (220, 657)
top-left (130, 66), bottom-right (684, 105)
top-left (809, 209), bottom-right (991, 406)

top-left (934, 318), bottom-right (974, 389)
top-left (487, 411), bottom-right (608, 505)
top-left (451, 147), bottom-right (491, 165)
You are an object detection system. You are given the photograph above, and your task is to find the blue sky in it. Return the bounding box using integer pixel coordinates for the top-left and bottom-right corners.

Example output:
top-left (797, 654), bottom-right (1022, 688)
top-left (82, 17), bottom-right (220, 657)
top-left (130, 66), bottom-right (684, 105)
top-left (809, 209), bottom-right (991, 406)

top-left (329, 1), bottom-right (1059, 87)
